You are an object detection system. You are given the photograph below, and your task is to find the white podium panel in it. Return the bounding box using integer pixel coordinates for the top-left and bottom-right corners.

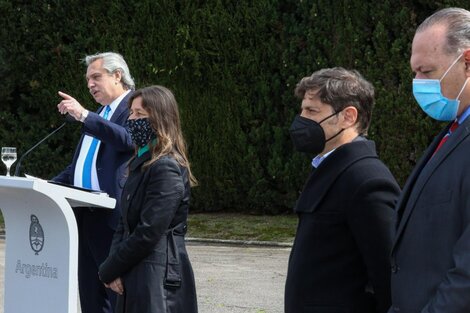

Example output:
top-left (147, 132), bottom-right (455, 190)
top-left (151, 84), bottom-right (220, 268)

top-left (0, 176), bottom-right (115, 313)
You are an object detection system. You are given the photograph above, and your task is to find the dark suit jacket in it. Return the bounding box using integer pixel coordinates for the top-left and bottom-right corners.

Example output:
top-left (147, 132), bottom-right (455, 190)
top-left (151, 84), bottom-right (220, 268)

top-left (53, 92), bottom-right (134, 229)
top-left (389, 116), bottom-right (470, 313)
top-left (285, 139), bottom-right (400, 313)
top-left (99, 153), bottom-right (198, 313)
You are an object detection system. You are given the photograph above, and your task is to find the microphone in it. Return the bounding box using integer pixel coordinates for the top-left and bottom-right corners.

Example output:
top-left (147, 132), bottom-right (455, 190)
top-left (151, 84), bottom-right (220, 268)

top-left (14, 114), bottom-right (75, 177)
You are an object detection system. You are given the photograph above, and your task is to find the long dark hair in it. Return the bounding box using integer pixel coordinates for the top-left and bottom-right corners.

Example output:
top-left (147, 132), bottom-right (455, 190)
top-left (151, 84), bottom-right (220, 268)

top-left (128, 85), bottom-right (197, 186)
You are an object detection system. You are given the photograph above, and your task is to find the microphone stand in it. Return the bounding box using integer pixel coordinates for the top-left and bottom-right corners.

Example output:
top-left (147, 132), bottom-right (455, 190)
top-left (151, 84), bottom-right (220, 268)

top-left (14, 117), bottom-right (73, 177)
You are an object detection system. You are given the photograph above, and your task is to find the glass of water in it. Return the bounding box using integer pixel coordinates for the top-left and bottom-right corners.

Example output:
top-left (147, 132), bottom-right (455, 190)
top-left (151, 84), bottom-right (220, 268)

top-left (1, 147), bottom-right (17, 177)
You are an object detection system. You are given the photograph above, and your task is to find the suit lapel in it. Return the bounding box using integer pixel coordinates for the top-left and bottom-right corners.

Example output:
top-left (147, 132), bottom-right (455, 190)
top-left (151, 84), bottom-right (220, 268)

top-left (129, 152), bottom-right (150, 172)
top-left (393, 119), bottom-right (470, 250)
top-left (110, 91), bottom-right (132, 123)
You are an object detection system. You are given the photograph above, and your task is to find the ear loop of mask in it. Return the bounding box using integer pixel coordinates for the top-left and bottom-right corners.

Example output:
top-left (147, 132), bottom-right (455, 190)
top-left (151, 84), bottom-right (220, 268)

top-left (321, 110), bottom-right (345, 142)
top-left (456, 77), bottom-right (470, 101)
top-left (318, 111), bottom-right (338, 124)
top-left (326, 128), bottom-right (345, 142)
top-left (439, 53), bottom-right (463, 82)
top-left (439, 53), bottom-right (470, 102)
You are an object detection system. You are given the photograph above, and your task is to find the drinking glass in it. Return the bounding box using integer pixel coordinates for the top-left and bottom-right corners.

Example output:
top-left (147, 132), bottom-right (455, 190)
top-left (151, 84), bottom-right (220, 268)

top-left (1, 147), bottom-right (17, 177)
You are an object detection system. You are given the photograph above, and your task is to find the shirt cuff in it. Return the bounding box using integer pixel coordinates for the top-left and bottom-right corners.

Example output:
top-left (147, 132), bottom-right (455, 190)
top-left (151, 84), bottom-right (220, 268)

top-left (79, 110), bottom-right (89, 123)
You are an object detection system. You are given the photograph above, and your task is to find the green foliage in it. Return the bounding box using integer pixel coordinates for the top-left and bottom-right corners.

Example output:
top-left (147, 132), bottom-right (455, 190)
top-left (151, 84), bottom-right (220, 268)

top-left (188, 213), bottom-right (297, 242)
top-left (0, 0), bottom-right (468, 213)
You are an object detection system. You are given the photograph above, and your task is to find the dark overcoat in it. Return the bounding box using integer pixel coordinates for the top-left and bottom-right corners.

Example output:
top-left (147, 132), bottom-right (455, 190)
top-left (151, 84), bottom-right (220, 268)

top-left (389, 116), bottom-right (470, 313)
top-left (99, 153), bottom-right (198, 313)
top-left (285, 139), bottom-right (400, 313)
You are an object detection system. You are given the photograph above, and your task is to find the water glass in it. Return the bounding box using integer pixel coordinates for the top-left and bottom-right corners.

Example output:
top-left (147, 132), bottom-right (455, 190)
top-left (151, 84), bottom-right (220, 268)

top-left (1, 147), bottom-right (17, 177)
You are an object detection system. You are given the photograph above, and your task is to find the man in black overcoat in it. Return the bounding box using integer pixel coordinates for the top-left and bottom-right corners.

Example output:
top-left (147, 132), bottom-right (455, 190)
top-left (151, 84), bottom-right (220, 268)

top-left (285, 67), bottom-right (400, 313)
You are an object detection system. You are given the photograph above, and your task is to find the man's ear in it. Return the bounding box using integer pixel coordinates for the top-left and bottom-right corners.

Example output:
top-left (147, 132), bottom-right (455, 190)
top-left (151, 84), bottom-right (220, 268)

top-left (340, 106), bottom-right (358, 128)
top-left (464, 49), bottom-right (470, 77)
top-left (113, 70), bottom-right (122, 84)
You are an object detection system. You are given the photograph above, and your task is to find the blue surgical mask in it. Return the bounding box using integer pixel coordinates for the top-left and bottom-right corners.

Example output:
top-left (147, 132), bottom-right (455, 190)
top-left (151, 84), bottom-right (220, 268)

top-left (413, 54), bottom-right (469, 121)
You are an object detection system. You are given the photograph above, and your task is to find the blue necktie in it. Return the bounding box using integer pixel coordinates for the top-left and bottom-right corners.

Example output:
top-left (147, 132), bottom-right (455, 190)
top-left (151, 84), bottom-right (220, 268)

top-left (82, 106), bottom-right (111, 189)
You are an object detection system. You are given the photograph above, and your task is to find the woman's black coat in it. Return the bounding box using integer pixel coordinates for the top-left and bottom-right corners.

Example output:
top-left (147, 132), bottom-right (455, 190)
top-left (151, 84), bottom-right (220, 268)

top-left (99, 152), bottom-right (198, 313)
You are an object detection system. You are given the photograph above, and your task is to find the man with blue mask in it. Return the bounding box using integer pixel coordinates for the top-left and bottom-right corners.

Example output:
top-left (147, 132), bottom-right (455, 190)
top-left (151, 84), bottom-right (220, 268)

top-left (285, 67), bottom-right (400, 313)
top-left (413, 53), bottom-right (469, 121)
top-left (390, 7), bottom-right (470, 313)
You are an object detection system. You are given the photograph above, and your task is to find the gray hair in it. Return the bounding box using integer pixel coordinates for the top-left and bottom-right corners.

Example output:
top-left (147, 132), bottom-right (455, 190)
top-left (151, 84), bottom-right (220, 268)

top-left (84, 52), bottom-right (135, 90)
top-left (294, 67), bottom-right (375, 135)
top-left (417, 7), bottom-right (470, 55)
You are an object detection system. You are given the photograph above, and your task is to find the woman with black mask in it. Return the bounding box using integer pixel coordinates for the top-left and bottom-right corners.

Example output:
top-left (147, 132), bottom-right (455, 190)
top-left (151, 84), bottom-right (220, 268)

top-left (99, 85), bottom-right (198, 313)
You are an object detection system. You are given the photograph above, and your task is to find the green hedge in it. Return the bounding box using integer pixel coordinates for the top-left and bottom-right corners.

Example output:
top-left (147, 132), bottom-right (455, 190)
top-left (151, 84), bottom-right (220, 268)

top-left (0, 0), bottom-right (468, 213)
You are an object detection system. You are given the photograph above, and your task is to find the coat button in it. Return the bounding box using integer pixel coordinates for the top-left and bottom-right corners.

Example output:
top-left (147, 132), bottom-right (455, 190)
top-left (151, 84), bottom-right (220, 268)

top-left (391, 265), bottom-right (399, 273)
top-left (127, 194), bottom-right (130, 200)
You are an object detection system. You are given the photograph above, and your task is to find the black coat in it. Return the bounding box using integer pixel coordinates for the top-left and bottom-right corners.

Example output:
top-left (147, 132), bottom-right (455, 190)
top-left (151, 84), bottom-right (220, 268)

top-left (285, 139), bottom-right (400, 313)
top-left (99, 153), bottom-right (198, 313)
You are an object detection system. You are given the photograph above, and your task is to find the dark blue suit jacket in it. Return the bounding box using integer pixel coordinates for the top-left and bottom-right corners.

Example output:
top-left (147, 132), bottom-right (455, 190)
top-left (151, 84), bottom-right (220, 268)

top-left (54, 92), bottom-right (134, 229)
top-left (390, 116), bottom-right (470, 313)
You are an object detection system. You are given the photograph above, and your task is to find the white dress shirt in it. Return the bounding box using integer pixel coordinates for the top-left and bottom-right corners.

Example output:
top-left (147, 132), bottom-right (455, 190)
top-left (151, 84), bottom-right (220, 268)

top-left (73, 90), bottom-right (130, 189)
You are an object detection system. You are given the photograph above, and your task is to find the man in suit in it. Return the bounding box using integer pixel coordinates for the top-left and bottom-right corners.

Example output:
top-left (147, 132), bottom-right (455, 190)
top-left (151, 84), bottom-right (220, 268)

top-left (285, 67), bottom-right (400, 313)
top-left (389, 7), bottom-right (470, 313)
top-left (54, 52), bottom-right (135, 313)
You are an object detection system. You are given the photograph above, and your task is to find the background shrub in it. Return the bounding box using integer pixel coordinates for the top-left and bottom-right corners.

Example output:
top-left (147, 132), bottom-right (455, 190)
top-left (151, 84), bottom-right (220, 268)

top-left (0, 0), bottom-right (467, 213)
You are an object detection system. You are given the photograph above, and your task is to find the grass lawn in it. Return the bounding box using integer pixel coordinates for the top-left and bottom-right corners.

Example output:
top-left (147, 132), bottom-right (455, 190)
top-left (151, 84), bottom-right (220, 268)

top-left (187, 213), bottom-right (298, 243)
top-left (0, 211), bottom-right (298, 243)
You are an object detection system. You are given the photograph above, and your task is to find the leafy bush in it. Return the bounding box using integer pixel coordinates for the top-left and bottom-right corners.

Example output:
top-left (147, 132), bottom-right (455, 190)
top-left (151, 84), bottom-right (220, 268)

top-left (0, 0), bottom-right (465, 213)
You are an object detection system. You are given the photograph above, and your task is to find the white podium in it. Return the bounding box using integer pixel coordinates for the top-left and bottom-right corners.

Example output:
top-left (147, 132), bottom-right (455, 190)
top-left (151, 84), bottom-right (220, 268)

top-left (0, 176), bottom-right (116, 313)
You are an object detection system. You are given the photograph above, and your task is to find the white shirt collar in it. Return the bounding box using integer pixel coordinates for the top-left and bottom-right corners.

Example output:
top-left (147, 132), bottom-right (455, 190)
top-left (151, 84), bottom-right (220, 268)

top-left (105, 90), bottom-right (131, 116)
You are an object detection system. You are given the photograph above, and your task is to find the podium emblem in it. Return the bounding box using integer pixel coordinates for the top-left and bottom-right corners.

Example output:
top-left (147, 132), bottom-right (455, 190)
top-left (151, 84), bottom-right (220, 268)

top-left (29, 214), bottom-right (44, 255)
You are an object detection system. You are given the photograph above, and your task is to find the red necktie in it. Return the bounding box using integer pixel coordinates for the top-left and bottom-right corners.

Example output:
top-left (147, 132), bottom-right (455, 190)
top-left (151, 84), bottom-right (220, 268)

top-left (432, 120), bottom-right (459, 156)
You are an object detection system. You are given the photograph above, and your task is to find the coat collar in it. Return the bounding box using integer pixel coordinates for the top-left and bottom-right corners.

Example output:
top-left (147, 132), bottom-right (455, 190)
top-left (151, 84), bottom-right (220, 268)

top-left (295, 139), bottom-right (378, 213)
top-left (129, 151), bottom-right (151, 172)
top-left (97, 91), bottom-right (132, 123)
top-left (393, 117), bottom-right (470, 250)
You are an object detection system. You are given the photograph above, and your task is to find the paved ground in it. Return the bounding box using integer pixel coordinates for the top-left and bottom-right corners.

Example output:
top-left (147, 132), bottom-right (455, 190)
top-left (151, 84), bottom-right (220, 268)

top-left (0, 240), bottom-right (291, 313)
top-left (190, 243), bottom-right (290, 313)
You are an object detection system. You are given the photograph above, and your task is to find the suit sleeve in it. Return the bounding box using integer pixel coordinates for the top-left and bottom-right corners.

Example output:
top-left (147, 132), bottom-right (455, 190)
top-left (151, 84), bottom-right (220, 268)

top-left (347, 176), bottom-right (400, 313)
top-left (82, 111), bottom-right (134, 152)
top-left (98, 158), bottom-right (184, 283)
top-left (53, 105), bottom-right (132, 182)
top-left (52, 164), bottom-right (73, 184)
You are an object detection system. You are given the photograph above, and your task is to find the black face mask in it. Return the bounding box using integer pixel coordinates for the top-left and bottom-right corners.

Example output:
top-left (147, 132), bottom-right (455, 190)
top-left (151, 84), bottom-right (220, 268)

top-left (125, 118), bottom-right (155, 147)
top-left (289, 112), bottom-right (343, 154)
